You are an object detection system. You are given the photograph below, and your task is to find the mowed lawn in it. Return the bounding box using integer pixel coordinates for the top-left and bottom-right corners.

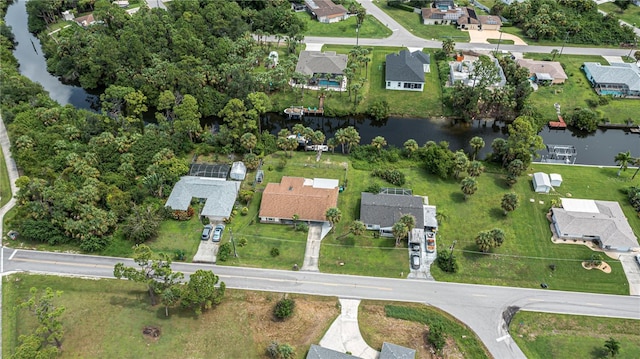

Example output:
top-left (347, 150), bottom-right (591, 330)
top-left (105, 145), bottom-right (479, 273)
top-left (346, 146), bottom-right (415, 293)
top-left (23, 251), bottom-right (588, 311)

top-left (3, 274), bottom-right (339, 359)
top-left (0, 146), bottom-right (12, 208)
top-left (374, 1), bottom-right (470, 42)
top-left (297, 12), bottom-right (392, 38)
top-left (510, 311), bottom-right (640, 359)
top-left (525, 53), bottom-right (640, 125)
top-left (600, 2), bottom-right (640, 28)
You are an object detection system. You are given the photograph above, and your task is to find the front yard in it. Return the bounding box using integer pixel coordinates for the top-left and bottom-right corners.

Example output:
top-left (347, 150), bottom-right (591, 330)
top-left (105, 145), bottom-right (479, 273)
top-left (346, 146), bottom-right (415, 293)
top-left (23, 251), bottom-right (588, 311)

top-left (297, 12), bottom-right (392, 38)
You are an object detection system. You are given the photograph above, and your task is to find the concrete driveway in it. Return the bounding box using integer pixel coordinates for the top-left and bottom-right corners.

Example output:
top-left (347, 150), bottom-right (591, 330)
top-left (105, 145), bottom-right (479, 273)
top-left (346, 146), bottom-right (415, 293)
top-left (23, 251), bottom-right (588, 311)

top-left (319, 298), bottom-right (379, 359)
top-left (193, 241), bottom-right (218, 263)
top-left (467, 29), bottom-right (527, 45)
top-left (619, 253), bottom-right (640, 296)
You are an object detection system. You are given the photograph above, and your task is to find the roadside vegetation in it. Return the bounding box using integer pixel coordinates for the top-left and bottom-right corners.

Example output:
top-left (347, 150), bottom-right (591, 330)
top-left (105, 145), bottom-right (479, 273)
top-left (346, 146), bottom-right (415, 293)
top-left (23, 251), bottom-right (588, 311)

top-left (0, 147), bottom-right (12, 207)
top-left (509, 311), bottom-right (640, 359)
top-left (3, 273), bottom-right (339, 358)
top-left (599, 2), bottom-right (640, 30)
top-left (296, 12), bottom-right (392, 38)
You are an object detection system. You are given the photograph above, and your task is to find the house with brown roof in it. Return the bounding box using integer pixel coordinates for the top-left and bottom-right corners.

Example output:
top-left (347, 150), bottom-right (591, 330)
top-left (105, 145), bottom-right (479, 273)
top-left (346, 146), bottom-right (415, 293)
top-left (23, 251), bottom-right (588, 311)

top-left (305, 0), bottom-right (347, 23)
top-left (517, 59), bottom-right (568, 84)
top-left (259, 177), bottom-right (339, 224)
top-left (74, 13), bottom-right (96, 28)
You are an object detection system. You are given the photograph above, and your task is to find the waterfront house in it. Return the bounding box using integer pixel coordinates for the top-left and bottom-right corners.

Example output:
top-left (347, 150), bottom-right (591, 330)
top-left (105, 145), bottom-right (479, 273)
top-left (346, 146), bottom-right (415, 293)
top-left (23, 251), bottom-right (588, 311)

top-left (582, 62), bottom-right (640, 97)
top-left (294, 51), bottom-right (348, 89)
top-left (517, 59), bottom-right (568, 85)
top-left (259, 177), bottom-right (339, 224)
top-left (385, 50), bottom-right (431, 92)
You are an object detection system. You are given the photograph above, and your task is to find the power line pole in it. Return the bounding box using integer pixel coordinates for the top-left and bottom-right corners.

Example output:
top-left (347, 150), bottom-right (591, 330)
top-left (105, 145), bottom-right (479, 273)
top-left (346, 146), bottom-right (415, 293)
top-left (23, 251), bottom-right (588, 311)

top-left (559, 31), bottom-right (569, 58)
top-left (229, 227), bottom-right (238, 258)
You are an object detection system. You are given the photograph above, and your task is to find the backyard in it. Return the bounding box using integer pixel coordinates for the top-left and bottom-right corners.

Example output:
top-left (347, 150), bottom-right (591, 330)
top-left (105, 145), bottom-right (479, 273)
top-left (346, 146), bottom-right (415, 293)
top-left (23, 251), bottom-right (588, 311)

top-left (510, 311), bottom-right (640, 359)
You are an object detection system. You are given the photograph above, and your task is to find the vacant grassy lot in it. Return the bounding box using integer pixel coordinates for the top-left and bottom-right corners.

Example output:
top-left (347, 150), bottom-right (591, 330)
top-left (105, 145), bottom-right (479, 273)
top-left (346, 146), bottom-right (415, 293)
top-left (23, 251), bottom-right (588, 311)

top-left (600, 3), bottom-right (640, 28)
top-left (500, 26), bottom-right (623, 48)
top-left (297, 12), bottom-right (392, 38)
top-left (359, 301), bottom-right (490, 358)
top-left (510, 311), bottom-right (640, 359)
top-left (524, 53), bottom-right (640, 125)
top-left (373, 1), bottom-right (470, 42)
top-left (3, 273), bottom-right (340, 359)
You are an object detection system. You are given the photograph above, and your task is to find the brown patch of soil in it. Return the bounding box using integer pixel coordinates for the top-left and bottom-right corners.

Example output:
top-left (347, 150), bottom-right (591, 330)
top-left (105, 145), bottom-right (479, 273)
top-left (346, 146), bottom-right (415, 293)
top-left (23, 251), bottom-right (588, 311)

top-left (142, 326), bottom-right (161, 341)
top-left (581, 261), bottom-right (612, 273)
top-left (359, 305), bottom-right (465, 359)
top-left (244, 292), bottom-right (340, 353)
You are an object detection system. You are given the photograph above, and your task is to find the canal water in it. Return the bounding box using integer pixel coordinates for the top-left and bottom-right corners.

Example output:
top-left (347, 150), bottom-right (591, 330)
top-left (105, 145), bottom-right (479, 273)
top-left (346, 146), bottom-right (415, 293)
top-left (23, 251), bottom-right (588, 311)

top-left (5, 1), bottom-right (639, 165)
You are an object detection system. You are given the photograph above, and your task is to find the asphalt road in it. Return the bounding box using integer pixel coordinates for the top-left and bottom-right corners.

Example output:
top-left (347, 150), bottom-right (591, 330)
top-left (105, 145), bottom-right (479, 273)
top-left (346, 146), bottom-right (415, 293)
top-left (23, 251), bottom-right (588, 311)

top-left (3, 249), bottom-right (640, 359)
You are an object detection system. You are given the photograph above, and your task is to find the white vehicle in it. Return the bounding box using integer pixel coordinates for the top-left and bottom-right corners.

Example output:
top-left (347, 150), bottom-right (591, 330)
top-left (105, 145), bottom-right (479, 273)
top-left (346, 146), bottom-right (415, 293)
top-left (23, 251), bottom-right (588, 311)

top-left (305, 144), bottom-right (329, 152)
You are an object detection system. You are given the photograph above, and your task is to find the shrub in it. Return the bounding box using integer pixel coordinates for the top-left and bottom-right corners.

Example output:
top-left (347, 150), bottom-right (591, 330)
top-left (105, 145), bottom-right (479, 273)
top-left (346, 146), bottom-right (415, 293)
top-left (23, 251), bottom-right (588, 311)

top-left (436, 250), bottom-right (459, 273)
top-left (274, 297), bottom-right (295, 319)
top-left (367, 99), bottom-right (390, 121)
top-left (238, 189), bottom-right (255, 204)
top-left (296, 223), bottom-right (309, 232)
top-left (270, 247), bottom-right (280, 257)
top-left (174, 249), bottom-right (186, 261)
top-left (371, 168), bottom-right (406, 186)
top-left (365, 182), bottom-right (382, 193)
top-left (238, 237), bottom-right (248, 247)
top-left (628, 186), bottom-right (640, 213)
top-left (217, 243), bottom-right (232, 261)
top-left (172, 206), bottom-right (195, 221)
top-left (428, 321), bottom-right (447, 351)
top-left (241, 207), bottom-right (249, 216)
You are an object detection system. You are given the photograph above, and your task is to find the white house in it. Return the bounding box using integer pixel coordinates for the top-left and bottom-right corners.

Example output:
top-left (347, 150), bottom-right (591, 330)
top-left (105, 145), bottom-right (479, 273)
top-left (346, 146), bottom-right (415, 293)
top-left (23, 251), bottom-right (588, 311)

top-left (532, 172), bottom-right (552, 193)
top-left (385, 50), bottom-right (431, 92)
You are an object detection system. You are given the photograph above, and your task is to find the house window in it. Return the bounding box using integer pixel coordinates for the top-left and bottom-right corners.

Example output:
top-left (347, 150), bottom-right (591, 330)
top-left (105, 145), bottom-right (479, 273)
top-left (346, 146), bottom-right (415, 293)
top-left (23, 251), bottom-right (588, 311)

top-left (387, 82), bottom-right (390, 87)
top-left (416, 84), bottom-right (422, 89)
top-left (397, 82), bottom-right (401, 87)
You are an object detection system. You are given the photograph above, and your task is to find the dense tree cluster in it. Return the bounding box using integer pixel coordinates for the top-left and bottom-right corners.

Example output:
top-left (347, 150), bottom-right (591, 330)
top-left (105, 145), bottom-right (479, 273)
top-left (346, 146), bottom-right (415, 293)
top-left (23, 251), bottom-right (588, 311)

top-left (503, 0), bottom-right (636, 45)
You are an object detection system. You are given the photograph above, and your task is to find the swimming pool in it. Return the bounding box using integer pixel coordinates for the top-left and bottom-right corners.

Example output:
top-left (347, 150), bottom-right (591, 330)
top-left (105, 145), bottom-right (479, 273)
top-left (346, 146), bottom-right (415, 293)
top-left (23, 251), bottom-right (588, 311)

top-left (318, 79), bottom-right (341, 87)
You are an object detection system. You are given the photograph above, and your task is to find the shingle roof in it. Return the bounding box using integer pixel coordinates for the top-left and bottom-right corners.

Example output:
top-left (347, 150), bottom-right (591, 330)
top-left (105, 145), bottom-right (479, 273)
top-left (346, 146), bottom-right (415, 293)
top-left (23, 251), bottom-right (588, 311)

top-left (478, 15), bottom-right (502, 26)
top-left (380, 342), bottom-right (416, 359)
top-left (385, 50), bottom-right (430, 83)
top-left (165, 176), bottom-right (240, 218)
top-left (306, 344), bottom-right (360, 359)
top-left (552, 199), bottom-right (639, 250)
top-left (305, 0), bottom-right (347, 18)
top-left (516, 59), bottom-right (568, 81)
top-left (295, 51), bottom-right (348, 77)
top-left (583, 62), bottom-right (640, 92)
top-left (259, 177), bottom-right (339, 222)
top-left (360, 192), bottom-right (425, 229)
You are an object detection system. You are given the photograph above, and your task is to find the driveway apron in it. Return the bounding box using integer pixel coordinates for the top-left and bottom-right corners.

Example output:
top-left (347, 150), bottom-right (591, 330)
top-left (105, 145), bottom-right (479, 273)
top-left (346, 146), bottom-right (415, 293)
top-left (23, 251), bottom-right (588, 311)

top-left (319, 298), bottom-right (379, 359)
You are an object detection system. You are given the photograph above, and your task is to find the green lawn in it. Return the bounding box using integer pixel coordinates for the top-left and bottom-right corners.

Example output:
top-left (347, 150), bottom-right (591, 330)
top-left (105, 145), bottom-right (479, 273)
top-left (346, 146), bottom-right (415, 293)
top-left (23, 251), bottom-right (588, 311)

top-left (524, 53), bottom-right (640, 125)
top-left (510, 311), bottom-right (640, 359)
top-left (487, 38), bottom-right (514, 45)
top-left (600, 3), bottom-right (640, 28)
top-left (146, 213), bottom-right (204, 261)
top-left (373, 1), bottom-right (470, 42)
top-left (500, 26), bottom-right (624, 49)
top-left (0, 146), bottom-right (11, 208)
top-left (297, 13), bottom-right (392, 38)
top-left (3, 273), bottom-right (339, 359)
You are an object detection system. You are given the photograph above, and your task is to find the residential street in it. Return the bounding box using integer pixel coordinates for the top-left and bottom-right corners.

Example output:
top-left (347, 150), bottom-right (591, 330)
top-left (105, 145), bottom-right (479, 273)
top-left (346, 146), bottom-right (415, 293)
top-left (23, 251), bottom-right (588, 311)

top-left (3, 249), bottom-right (640, 359)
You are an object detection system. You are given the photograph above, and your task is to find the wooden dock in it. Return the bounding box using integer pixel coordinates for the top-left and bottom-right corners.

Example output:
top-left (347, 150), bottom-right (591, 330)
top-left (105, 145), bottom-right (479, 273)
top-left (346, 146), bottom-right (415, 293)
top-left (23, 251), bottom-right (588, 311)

top-left (284, 95), bottom-right (326, 118)
top-left (548, 115), bottom-right (567, 129)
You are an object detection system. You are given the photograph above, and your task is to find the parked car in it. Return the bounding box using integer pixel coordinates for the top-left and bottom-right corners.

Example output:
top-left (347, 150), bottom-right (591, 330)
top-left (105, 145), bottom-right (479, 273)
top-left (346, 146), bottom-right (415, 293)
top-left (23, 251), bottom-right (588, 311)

top-left (426, 231), bottom-right (435, 238)
top-left (411, 254), bottom-right (421, 269)
top-left (635, 254), bottom-right (640, 266)
top-left (201, 224), bottom-right (213, 240)
top-left (410, 243), bottom-right (421, 252)
top-left (212, 224), bottom-right (224, 242)
top-left (426, 238), bottom-right (436, 253)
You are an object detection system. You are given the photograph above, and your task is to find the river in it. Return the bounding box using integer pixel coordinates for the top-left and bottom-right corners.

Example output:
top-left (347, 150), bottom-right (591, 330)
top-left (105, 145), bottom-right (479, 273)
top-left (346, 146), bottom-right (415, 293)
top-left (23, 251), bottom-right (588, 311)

top-left (5, 0), bottom-right (639, 165)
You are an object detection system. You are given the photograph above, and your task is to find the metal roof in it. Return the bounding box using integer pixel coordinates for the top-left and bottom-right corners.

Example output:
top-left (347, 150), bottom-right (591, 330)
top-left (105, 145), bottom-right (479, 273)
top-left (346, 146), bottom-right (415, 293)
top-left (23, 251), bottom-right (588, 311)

top-left (165, 176), bottom-right (240, 218)
top-left (189, 163), bottom-right (230, 179)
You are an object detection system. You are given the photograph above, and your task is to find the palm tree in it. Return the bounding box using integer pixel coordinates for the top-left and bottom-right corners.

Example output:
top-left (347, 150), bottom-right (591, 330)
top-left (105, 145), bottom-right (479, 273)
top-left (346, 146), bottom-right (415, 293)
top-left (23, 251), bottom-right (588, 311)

top-left (604, 337), bottom-right (620, 357)
top-left (349, 220), bottom-right (366, 236)
top-left (475, 230), bottom-right (493, 252)
top-left (399, 214), bottom-right (416, 232)
top-left (240, 132), bottom-right (257, 153)
top-left (327, 137), bottom-right (338, 153)
top-left (344, 126), bottom-right (360, 153)
top-left (334, 129), bottom-right (348, 154)
top-left (632, 157), bottom-right (640, 179)
top-left (501, 193), bottom-right (519, 216)
top-left (453, 150), bottom-right (470, 180)
top-left (615, 151), bottom-right (632, 176)
top-left (490, 228), bottom-right (506, 248)
top-left (392, 222), bottom-right (408, 247)
top-left (371, 136), bottom-right (387, 154)
top-left (277, 129), bottom-right (291, 155)
top-left (468, 161), bottom-right (485, 177)
top-left (550, 49), bottom-right (559, 61)
top-left (461, 177), bottom-right (478, 200)
top-left (325, 207), bottom-right (342, 228)
top-left (442, 38), bottom-right (455, 55)
top-left (469, 136), bottom-right (485, 160)
top-left (292, 123), bottom-right (306, 137)
top-left (292, 214), bottom-right (299, 230)
top-left (403, 139), bottom-right (418, 158)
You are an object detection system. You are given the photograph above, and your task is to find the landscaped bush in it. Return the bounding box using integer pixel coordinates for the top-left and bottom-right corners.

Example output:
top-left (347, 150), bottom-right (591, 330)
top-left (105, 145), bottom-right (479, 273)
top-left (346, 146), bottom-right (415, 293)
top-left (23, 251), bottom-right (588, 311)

top-left (238, 237), bottom-right (248, 247)
top-left (217, 243), bottom-right (232, 262)
top-left (371, 168), bottom-right (406, 186)
top-left (172, 206), bottom-right (195, 221)
top-left (627, 186), bottom-right (640, 213)
top-left (274, 297), bottom-right (295, 319)
top-left (428, 320), bottom-right (447, 351)
top-left (296, 223), bottom-right (309, 232)
top-left (238, 189), bottom-right (255, 204)
top-left (436, 250), bottom-right (459, 273)
top-left (270, 247), bottom-right (280, 257)
top-left (241, 207), bottom-right (249, 216)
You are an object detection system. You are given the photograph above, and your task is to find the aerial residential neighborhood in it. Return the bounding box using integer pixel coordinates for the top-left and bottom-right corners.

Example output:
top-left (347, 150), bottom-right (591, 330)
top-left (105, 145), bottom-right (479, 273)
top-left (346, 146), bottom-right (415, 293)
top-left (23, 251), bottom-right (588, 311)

top-left (1, 0), bottom-right (640, 358)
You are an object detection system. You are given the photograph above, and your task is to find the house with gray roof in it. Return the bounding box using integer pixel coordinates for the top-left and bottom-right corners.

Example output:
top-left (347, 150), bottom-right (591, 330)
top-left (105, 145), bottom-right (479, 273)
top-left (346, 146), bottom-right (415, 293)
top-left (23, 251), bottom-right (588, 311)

top-left (295, 51), bottom-right (348, 88)
top-left (551, 198), bottom-right (639, 252)
top-left (165, 176), bottom-right (240, 222)
top-left (385, 50), bottom-right (431, 92)
top-left (582, 62), bottom-right (640, 97)
top-left (306, 344), bottom-right (360, 359)
top-left (360, 192), bottom-right (433, 237)
top-left (380, 342), bottom-right (416, 359)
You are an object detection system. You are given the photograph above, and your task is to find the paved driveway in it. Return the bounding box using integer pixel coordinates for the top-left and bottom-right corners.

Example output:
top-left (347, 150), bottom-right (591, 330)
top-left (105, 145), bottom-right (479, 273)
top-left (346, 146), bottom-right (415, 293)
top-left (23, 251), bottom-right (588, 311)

top-left (466, 29), bottom-right (527, 45)
top-left (619, 253), bottom-right (640, 296)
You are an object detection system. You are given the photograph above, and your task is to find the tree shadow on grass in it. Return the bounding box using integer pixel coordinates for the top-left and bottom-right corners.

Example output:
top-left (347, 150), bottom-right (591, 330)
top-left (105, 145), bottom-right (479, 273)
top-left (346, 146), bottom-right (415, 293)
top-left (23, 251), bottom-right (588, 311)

top-left (489, 207), bottom-right (506, 221)
top-left (109, 291), bottom-right (152, 310)
top-left (492, 175), bottom-right (511, 190)
top-left (590, 346), bottom-right (609, 359)
top-left (460, 244), bottom-right (482, 261)
top-left (449, 191), bottom-right (465, 203)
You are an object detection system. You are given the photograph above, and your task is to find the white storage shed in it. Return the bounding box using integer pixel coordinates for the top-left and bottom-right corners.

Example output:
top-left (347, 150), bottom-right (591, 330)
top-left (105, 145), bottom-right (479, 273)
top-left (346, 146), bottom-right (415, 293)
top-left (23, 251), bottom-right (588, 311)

top-left (532, 172), bottom-right (552, 193)
top-left (230, 161), bottom-right (247, 181)
top-left (550, 173), bottom-right (563, 187)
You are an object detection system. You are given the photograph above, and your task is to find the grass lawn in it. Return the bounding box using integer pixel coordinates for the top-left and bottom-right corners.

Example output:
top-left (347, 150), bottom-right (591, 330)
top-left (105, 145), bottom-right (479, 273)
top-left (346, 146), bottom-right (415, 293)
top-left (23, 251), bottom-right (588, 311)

top-left (429, 163), bottom-right (637, 295)
top-left (373, 1), bottom-right (470, 42)
top-left (600, 3), bottom-right (640, 28)
top-left (359, 301), bottom-right (490, 358)
top-left (524, 53), bottom-right (640, 125)
top-left (487, 38), bottom-right (514, 45)
top-left (0, 146), bottom-right (11, 208)
top-left (297, 13), bottom-right (392, 38)
top-left (510, 311), bottom-right (640, 359)
top-left (2, 273), bottom-right (340, 359)
top-left (146, 213), bottom-right (204, 261)
top-left (500, 26), bottom-right (623, 48)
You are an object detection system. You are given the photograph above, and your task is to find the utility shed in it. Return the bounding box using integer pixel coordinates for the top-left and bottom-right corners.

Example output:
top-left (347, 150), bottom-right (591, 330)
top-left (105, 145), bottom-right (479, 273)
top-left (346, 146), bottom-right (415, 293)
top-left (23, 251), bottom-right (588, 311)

top-left (230, 161), bottom-right (247, 181)
top-left (550, 173), bottom-right (563, 187)
top-left (532, 172), bottom-right (552, 193)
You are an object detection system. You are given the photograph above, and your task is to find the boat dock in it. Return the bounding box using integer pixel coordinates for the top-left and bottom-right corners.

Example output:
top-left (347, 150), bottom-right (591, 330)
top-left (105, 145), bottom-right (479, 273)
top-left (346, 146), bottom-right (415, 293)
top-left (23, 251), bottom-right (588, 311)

top-left (548, 115), bottom-right (567, 129)
top-left (284, 95), bottom-right (325, 119)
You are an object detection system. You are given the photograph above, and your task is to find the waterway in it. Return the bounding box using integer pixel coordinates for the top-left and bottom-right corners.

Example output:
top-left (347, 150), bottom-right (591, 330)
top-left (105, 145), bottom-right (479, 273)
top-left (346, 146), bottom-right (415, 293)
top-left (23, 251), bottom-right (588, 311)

top-left (5, 0), bottom-right (639, 165)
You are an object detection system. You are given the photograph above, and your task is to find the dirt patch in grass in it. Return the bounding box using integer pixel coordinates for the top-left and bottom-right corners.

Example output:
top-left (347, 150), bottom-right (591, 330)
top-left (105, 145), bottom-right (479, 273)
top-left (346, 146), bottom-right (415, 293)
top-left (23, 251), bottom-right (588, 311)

top-left (244, 292), bottom-right (340, 354)
top-left (359, 304), bottom-right (464, 359)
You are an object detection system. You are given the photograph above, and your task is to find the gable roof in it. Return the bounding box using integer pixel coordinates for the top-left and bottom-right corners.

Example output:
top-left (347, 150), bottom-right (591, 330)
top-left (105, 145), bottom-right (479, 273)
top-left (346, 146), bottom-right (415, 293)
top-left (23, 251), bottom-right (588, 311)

top-left (516, 59), bottom-right (568, 81)
top-left (380, 342), bottom-right (416, 359)
top-left (583, 62), bottom-right (640, 92)
top-left (295, 51), bottom-right (348, 77)
top-left (259, 177), bottom-right (339, 222)
top-left (165, 176), bottom-right (240, 218)
top-left (478, 15), bottom-right (502, 26)
top-left (360, 192), bottom-right (425, 228)
top-left (533, 172), bottom-right (551, 187)
top-left (385, 50), bottom-right (430, 83)
top-left (306, 344), bottom-right (360, 359)
top-left (305, 0), bottom-right (347, 18)
top-left (552, 199), bottom-right (639, 250)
